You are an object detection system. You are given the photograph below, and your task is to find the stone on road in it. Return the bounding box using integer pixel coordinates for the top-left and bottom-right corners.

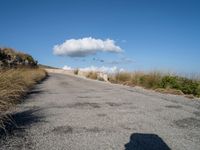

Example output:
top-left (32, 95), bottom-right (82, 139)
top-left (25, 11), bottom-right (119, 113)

top-left (1, 73), bottom-right (200, 150)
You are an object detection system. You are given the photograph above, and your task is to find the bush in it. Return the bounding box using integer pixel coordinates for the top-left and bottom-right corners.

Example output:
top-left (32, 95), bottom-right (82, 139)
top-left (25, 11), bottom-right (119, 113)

top-left (87, 71), bottom-right (98, 80)
top-left (74, 69), bottom-right (79, 75)
top-left (179, 78), bottom-right (200, 96)
top-left (26, 55), bottom-right (34, 63)
top-left (160, 75), bottom-right (180, 89)
top-left (196, 84), bottom-right (200, 97)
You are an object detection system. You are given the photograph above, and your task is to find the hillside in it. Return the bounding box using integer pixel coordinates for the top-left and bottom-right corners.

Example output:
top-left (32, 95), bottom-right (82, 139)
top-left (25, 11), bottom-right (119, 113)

top-left (0, 48), bottom-right (38, 68)
top-left (0, 48), bottom-right (47, 132)
top-left (38, 64), bottom-right (59, 69)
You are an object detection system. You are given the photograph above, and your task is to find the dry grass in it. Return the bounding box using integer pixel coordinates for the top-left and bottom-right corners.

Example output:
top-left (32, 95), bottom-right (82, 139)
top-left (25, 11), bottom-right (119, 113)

top-left (86, 71), bottom-right (98, 80)
top-left (74, 69), bottom-right (79, 75)
top-left (0, 68), bottom-right (47, 128)
top-left (108, 71), bottom-right (200, 98)
top-left (154, 88), bottom-right (184, 95)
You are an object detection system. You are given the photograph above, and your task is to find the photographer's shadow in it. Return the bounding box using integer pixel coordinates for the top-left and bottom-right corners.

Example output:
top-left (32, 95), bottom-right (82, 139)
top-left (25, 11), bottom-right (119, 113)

top-left (125, 133), bottom-right (171, 150)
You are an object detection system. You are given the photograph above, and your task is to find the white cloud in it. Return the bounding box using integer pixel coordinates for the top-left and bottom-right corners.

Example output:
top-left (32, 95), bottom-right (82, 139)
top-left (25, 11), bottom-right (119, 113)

top-left (62, 65), bottom-right (124, 73)
top-left (53, 37), bottom-right (122, 57)
top-left (79, 66), bottom-right (123, 73)
top-left (63, 65), bottom-right (72, 70)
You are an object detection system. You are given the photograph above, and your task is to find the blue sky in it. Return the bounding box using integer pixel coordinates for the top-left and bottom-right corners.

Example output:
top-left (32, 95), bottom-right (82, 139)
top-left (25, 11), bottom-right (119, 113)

top-left (0, 0), bottom-right (200, 73)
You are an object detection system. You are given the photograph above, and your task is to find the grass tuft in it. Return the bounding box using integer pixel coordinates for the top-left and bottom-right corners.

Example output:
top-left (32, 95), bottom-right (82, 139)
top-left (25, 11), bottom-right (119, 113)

top-left (0, 68), bottom-right (47, 129)
top-left (74, 69), bottom-right (79, 75)
top-left (86, 71), bottom-right (98, 80)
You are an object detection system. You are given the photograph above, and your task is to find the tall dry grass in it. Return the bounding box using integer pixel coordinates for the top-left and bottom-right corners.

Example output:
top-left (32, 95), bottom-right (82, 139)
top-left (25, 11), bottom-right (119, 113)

top-left (108, 71), bottom-right (200, 98)
top-left (0, 68), bottom-right (47, 128)
top-left (86, 71), bottom-right (98, 80)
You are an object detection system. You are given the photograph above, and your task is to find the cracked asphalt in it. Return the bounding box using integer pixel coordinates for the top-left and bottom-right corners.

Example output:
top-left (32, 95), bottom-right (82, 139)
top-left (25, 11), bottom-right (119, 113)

top-left (0, 73), bottom-right (200, 150)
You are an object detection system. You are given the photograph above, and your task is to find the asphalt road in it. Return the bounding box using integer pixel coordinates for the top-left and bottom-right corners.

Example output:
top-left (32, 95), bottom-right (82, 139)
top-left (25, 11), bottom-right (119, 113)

top-left (1, 73), bottom-right (200, 150)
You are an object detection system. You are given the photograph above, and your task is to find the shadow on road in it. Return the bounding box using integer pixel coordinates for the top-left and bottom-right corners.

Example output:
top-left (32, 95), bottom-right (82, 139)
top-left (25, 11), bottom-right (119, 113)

top-left (0, 108), bottom-right (43, 138)
top-left (125, 133), bottom-right (171, 150)
top-left (27, 90), bottom-right (45, 95)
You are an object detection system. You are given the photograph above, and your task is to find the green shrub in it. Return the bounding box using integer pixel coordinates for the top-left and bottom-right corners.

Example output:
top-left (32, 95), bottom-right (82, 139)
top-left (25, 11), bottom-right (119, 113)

top-left (26, 55), bottom-right (34, 63)
top-left (159, 75), bottom-right (200, 97)
top-left (179, 78), bottom-right (200, 96)
top-left (196, 84), bottom-right (200, 97)
top-left (160, 75), bottom-right (180, 89)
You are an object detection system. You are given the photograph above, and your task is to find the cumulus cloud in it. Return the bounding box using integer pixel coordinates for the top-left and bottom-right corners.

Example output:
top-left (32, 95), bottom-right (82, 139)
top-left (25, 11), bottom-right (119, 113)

top-left (62, 65), bottom-right (124, 73)
top-left (53, 37), bottom-right (122, 57)
top-left (63, 65), bottom-right (72, 70)
top-left (79, 66), bottom-right (124, 73)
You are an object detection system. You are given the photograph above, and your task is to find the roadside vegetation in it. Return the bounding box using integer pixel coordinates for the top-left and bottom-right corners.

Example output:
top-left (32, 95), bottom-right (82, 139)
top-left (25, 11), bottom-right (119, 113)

top-left (0, 48), bottom-right (47, 130)
top-left (74, 69), bottom-right (79, 75)
top-left (72, 68), bottom-right (200, 98)
top-left (74, 70), bottom-right (105, 81)
top-left (108, 72), bottom-right (200, 98)
top-left (86, 71), bottom-right (98, 80)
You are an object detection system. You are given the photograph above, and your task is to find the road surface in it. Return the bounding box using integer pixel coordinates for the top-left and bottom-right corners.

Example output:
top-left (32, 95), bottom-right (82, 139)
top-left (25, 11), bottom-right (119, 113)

top-left (0, 73), bottom-right (200, 150)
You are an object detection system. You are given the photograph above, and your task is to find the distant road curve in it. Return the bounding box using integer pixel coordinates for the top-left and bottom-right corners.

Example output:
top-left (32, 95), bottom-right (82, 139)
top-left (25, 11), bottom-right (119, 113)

top-left (0, 73), bottom-right (200, 150)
